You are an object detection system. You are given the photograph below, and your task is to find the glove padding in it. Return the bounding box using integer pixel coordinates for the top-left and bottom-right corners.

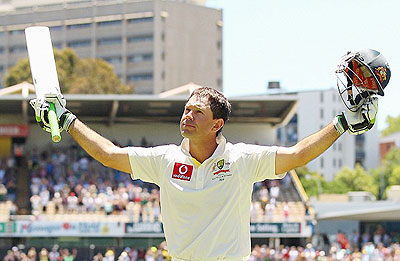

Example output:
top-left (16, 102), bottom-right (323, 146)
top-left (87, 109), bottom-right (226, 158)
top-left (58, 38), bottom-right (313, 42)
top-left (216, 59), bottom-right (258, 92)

top-left (30, 93), bottom-right (76, 133)
top-left (338, 96), bottom-right (378, 135)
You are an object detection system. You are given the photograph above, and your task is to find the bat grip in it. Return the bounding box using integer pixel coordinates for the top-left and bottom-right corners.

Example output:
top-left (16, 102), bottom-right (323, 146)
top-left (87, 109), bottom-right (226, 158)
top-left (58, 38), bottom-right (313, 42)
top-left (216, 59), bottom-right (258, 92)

top-left (48, 103), bottom-right (61, 143)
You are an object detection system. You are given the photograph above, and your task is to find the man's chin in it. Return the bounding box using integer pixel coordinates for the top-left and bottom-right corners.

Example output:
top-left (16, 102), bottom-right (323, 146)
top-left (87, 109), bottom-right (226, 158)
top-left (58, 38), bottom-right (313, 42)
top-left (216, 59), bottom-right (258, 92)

top-left (180, 130), bottom-right (193, 138)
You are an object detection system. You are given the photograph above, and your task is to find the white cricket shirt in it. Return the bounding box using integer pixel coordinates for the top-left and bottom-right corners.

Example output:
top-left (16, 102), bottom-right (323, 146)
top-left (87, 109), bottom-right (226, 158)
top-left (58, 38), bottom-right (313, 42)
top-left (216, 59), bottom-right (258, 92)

top-left (128, 135), bottom-right (285, 260)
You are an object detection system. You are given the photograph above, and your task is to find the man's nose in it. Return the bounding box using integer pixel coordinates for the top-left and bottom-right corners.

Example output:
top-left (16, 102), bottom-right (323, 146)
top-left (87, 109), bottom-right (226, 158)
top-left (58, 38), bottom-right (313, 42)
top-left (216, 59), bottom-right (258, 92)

top-left (185, 110), bottom-right (194, 119)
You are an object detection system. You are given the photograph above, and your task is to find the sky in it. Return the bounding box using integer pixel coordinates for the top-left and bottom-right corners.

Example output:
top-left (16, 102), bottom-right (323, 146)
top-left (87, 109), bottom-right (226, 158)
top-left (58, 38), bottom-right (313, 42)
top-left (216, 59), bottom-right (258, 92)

top-left (206, 0), bottom-right (400, 131)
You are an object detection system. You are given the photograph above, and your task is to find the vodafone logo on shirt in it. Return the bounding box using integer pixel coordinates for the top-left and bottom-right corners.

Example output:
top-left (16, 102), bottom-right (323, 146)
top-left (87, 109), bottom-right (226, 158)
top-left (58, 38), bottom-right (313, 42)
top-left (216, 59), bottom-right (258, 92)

top-left (172, 162), bottom-right (193, 181)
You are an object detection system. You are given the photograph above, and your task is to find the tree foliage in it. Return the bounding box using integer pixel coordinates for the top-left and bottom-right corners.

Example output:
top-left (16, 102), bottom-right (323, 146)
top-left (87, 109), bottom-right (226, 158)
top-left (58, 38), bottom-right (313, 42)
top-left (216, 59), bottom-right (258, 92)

top-left (381, 115), bottom-right (400, 137)
top-left (371, 148), bottom-right (400, 199)
top-left (327, 164), bottom-right (378, 196)
top-left (296, 167), bottom-right (325, 198)
top-left (3, 48), bottom-right (133, 94)
top-left (3, 58), bottom-right (32, 87)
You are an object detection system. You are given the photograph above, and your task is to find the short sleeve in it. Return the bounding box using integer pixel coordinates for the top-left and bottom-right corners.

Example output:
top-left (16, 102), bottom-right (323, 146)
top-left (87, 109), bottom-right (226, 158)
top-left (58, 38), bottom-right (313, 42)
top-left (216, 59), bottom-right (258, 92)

top-left (128, 145), bottom-right (170, 186)
top-left (253, 145), bottom-right (286, 182)
top-left (235, 144), bottom-right (286, 183)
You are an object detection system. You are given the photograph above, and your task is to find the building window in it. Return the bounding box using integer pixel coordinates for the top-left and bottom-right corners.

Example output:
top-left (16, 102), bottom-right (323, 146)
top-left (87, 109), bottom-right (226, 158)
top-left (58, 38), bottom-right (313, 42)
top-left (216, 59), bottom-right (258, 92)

top-left (67, 39), bottom-right (91, 48)
top-left (128, 53), bottom-right (153, 63)
top-left (217, 40), bottom-right (222, 50)
top-left (128, 73), bottom-right (153, 81)
top-left (338, 143), bottom-right (342, 151)
top-left (9, 46), bottom-right (26, 53)
top-left (68, 0), bottom-right (91, 7)
top-left (128, 35), bottom-right (153, 42)
top-left (127, 17), bottom-right (153, 23)
top-left (0, 65), bottom-right (3, 72)
top-left (320, 108), bottom-right (324, 119)
top-left (50, 25), bottom-right (63, 31)
top-left (67, 23), bottom-right (92, 29)
top-left (320, 157), bottom-right (324, 168)
top-left (320, 92), bottom-right (324, 103)
top-left (101, 56), bottom-right (122, 65)
top-left (9, 29), bottom-right (25, 35)
top-left (97, 20), bottom-right (122, 27)
top-left (333, 158), bottom-right (336, 167)
top-left (217, 78), bottom-right (222, 87)
top-left (217, 59), bottom-right (222, 68)
top-left (97, 37), bottom-right (122, 46)
top-left (0, 48), bottom-right (3, 54)
top-left (339, 159), bottom-right (342, 168)
top-left (53, 42), bottom-right (63, 49)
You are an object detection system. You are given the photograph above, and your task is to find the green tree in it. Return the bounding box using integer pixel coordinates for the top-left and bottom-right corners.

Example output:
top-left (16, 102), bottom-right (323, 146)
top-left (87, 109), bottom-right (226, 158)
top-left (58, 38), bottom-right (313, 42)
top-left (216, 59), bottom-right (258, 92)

top-left (371, 148), bottom-right (400, 199)
top-left (381, 115), bottom-right (400, 137)
top-left (389, 165), bottom-right (400, 185)
top-left (69, 58), bottom-right (132, 94)
top-left (3, 48), bottom-right (133, 94)
top-left (296, 167), bottom-right (325, 198)
top-left (3, 58), bottom-right (32, 87)
top-left (328, 164), bottom-right (378, 196)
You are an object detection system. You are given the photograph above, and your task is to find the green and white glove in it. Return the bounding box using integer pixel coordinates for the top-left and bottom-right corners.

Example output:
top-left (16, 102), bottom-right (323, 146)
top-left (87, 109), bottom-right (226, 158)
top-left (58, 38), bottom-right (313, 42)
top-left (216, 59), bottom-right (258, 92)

top-left (30, 93), bottom-right (77, 133)
top-left (333, 96), bottom-right (378, 135)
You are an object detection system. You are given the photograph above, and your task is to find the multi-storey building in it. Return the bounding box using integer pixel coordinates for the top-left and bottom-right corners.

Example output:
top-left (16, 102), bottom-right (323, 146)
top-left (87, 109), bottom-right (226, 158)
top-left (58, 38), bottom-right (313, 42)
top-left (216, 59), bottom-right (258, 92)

top-left (0, 0), bottom-right (223, 94)
top-left (277, 88), bottom-right (379, 181)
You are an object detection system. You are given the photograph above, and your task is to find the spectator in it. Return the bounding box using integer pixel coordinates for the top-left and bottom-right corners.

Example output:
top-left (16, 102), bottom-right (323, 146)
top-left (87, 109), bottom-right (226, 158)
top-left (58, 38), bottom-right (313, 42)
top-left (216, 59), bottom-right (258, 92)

top-left (93, 253), bottom-right (104, 261)
top-left (49, 245), bottom-right (60, 261)
top-left (337, 230), bottom-right (349, 249)
top-left (350, 230), bottom-right (360, 250)
top-left (39, 247), bottom-right (49, 261)
top-left (283, 201), bottom-right (289, 222)
top-left (27, 247), bottom-right (37, 260)
top-left (104, 248), bottom-right (115, 261)
top-left (269, 183), bottom-right (280, 205)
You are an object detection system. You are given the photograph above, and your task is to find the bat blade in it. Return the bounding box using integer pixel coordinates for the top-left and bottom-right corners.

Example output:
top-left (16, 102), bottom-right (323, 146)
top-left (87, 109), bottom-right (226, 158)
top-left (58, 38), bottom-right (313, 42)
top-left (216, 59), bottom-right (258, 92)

top-left (25, 26), bottom-right (61, 99)
top-left (25, 26), bottom-right (61, 143)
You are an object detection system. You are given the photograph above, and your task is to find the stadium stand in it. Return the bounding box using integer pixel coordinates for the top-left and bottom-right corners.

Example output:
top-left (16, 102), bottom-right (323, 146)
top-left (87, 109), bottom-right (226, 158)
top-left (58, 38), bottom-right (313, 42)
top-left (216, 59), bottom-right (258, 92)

top-left (0, 145), bottom-right (311, 224)
top-left (3, 240), bottom-right (400, 260)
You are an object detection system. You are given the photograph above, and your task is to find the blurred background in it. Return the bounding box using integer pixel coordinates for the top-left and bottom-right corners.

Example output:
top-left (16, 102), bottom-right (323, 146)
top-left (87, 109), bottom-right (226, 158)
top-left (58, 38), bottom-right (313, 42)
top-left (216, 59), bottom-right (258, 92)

top-left (0, 0), bottom-right (399, 260)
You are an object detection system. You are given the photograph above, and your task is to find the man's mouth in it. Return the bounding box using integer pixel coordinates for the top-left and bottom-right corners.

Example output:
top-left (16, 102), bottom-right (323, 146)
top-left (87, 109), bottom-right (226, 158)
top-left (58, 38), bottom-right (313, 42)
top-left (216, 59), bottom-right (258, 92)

top-left (182, 122), bottom-right (195, 128)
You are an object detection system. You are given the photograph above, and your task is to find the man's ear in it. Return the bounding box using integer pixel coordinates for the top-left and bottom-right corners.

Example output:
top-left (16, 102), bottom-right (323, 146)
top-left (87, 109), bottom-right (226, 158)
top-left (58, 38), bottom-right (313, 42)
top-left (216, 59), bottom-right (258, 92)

top-left (212, 119), bottom-right (224, 132)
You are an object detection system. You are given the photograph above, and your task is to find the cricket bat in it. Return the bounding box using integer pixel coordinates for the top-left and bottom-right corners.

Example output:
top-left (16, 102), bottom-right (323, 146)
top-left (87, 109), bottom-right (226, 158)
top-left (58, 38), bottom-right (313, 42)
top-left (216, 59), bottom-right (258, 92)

top-left (25, 26), bottom-right (61, 143)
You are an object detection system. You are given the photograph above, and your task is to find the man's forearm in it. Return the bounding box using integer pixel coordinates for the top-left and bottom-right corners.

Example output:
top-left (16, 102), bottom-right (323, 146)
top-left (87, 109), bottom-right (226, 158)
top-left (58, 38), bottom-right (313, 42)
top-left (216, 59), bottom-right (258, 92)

top-left (294, 122), bottom-right (341, 166)
top-left (67, 119), bottom-right (117, 166)
top-left (275, 122), bottom-right (342, 174)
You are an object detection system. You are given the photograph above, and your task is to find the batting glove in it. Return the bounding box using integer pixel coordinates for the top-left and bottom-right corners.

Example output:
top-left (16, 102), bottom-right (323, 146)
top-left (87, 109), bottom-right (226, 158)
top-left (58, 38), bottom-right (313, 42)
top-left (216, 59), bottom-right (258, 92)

top-left (30, 94), bottom-right (76, 133)
top-left (333, 96), bottom-right (378, 135)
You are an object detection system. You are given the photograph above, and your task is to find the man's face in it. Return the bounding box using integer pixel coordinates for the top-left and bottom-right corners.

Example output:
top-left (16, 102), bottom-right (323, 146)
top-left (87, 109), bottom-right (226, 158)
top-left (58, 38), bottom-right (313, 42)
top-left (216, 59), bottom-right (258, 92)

top-left (180, 95), bottom-right (218, 139)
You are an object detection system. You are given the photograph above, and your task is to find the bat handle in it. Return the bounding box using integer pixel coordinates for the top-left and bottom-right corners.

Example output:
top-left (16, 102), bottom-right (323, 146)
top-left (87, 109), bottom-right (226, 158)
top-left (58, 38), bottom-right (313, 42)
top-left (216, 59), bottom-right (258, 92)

top-left (48, 102), bottom-right (61, 143)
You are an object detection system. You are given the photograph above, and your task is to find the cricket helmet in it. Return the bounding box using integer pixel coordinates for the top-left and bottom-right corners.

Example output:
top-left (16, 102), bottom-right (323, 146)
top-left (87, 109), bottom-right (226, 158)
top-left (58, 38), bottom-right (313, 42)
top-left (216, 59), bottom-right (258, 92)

top-left (336, 49), bottom-right (390, 111)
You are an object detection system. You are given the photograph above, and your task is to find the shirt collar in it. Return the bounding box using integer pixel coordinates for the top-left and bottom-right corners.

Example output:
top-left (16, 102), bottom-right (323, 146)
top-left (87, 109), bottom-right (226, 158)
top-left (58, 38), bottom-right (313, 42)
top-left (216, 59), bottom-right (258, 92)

top-left (180, 133), bottom-right (226, 159)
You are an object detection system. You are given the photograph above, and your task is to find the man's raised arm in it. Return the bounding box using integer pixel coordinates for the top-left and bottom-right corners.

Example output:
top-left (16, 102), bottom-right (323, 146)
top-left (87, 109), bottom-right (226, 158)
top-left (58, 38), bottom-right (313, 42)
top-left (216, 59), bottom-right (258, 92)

top-left (275, 96), bottom-right (378, 174)
top-left (68, 119), bottom-right (132, 173)
top-left (30, 97), bottom-right (132, 174)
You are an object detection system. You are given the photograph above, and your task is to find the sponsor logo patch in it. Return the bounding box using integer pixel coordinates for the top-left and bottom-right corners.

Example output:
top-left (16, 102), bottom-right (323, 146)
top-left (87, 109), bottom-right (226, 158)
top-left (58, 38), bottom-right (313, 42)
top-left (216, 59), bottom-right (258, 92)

top-left (217, 159), bottom-right (224, 170)
top-left (172, 162), bottom-right (193, 181)
top-left (375, 66), bottom-right (387, 83)
top-left (212, 159), bottom-right (231, 181)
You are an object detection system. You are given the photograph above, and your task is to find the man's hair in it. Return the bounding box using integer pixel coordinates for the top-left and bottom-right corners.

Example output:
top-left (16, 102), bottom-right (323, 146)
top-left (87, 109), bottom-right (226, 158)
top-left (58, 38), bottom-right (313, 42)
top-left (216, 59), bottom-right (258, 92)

top-left (187, 87), bottom-right (231, 136)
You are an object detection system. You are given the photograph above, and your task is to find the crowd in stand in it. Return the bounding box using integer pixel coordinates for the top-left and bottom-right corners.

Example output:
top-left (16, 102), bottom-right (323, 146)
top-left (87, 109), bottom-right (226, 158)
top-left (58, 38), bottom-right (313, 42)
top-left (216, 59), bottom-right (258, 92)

top-left (3, 238), bottom-right (400, 260)
top-left (3, 146), bottom-right (400, 260)
top-left (247, 242), bottom-right (400, 260)
top-left (1, 145), bottom-right (286, 222)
